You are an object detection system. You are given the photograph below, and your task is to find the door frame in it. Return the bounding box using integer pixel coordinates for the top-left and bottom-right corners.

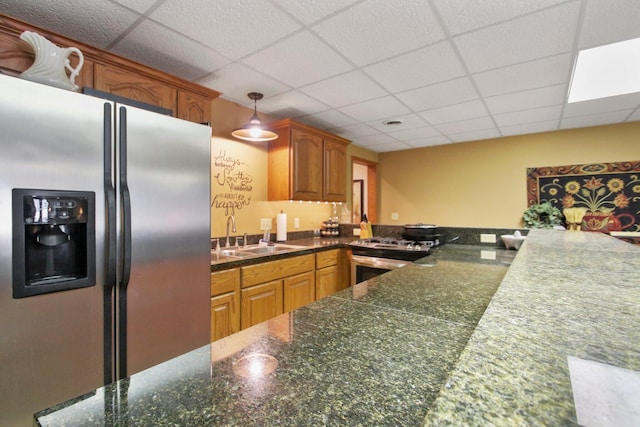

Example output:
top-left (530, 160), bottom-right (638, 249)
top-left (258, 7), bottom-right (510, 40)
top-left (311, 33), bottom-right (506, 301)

top-left (351, 156), bottom-right (377, 224)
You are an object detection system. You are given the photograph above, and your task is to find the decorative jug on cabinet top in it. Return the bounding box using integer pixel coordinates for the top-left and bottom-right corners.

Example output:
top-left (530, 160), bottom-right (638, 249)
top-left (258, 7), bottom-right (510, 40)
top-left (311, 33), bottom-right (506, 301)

top-left (18, 31), bottom-right (84, 91)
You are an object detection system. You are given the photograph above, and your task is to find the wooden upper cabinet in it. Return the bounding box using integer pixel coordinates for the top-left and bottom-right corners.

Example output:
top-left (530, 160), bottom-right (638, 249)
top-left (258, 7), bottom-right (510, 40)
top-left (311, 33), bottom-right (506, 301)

top-left (323, 138), bottom-right (348, 202)
top-left (291, 128), bottom-right (323, 200)
top-left (267, 118), bottom-right (350, 202)
top-left (0, 14), bottom-right (219, 124)
top-left (177, 91), bottom-right (211, 124)
top-left (94, 64), bottom-right (177, 113)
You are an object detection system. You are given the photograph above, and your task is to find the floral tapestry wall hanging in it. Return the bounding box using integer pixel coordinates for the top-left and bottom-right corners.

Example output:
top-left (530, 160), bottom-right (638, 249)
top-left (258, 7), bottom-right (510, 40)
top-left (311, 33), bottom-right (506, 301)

top-left (526, 161), bottom-right (640, 232)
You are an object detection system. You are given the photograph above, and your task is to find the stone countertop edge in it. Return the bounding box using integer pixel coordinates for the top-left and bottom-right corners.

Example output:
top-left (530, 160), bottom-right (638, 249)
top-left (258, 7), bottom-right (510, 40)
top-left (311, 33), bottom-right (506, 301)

top-left (423, 229), bottom-right (640, 426)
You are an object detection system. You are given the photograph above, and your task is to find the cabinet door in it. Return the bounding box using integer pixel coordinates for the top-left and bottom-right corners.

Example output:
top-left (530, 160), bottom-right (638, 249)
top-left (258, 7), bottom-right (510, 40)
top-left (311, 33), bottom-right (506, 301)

top-left (241, 280), bottom-right (283, 330)
top-left (337, 249), bottom-right (351, 292)
top-left (323, 138), bottom-right (347, 202)
top-left (177, 91), bottom-right (211, 124)
top-left (211, 292), bottom-right (239, 342)
top-left (291, 128), bottom-right (323, 201)
top-left (94, 64), bottom-right (177, 113)
top-left (316, 265), bottom-right (339, 300)
top-left (284, 271), bottom-right (315, 312)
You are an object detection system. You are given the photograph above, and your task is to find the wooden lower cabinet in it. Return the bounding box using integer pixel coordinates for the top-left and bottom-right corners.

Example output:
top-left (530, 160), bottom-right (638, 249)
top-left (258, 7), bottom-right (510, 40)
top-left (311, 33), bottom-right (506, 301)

top-left (315, 249), bottom-right (350, 300)
top-left (316, 264), bottom-right (340, 300)
top-left (241, 280), bottom-right (284, 330)
top-left (217, 250), bottom-right (350, 335)
top-left (210, 268), bottom-right (240, 342)
top-left (284, 271), bottom-right (315, 312)
top-left (240, 254), bottom-right (314, 330)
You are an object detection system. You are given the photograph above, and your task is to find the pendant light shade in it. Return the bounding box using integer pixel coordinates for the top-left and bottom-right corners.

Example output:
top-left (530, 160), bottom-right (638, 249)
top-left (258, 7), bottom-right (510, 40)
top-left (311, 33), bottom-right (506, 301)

top-left (231, 92), bottom-right (278, 142)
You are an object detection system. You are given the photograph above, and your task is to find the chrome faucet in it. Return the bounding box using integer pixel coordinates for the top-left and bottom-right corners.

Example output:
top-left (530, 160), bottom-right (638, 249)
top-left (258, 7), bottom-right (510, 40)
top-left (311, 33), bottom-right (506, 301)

top-left (225, 215), bottom-right (236, 248)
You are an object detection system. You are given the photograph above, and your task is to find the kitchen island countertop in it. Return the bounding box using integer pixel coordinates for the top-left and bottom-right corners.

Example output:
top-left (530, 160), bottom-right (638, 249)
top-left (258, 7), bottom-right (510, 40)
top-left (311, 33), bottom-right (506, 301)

top-left (34, 230), bottom-right (639, 426)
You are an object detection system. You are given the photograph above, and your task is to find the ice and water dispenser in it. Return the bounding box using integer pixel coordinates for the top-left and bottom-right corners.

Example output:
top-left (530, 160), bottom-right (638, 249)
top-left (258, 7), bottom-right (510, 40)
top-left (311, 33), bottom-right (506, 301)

top-left (12, 189), bottom-right (96, 298)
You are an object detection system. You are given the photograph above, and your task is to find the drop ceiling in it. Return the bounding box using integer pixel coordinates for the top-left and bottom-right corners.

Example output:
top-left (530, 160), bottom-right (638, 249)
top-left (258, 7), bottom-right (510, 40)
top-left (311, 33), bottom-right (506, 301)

top-left (2, 0), bottom-right (640, 152)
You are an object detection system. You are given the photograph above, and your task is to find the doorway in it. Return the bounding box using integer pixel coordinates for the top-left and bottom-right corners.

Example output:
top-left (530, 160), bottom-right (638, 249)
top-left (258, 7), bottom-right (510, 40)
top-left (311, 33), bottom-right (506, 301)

top-left (351, 157), bottom-right (377, 223)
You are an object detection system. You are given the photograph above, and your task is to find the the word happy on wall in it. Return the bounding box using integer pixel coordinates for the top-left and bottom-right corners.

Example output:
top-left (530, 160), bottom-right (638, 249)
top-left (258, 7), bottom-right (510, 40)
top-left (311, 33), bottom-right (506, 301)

top-left (211, 149), bottom-right (253, 216)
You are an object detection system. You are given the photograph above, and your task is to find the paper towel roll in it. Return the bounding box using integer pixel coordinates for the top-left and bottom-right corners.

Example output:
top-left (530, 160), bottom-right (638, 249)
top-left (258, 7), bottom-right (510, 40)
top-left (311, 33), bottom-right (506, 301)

top-left (276, 211), bottom-right (287, 242)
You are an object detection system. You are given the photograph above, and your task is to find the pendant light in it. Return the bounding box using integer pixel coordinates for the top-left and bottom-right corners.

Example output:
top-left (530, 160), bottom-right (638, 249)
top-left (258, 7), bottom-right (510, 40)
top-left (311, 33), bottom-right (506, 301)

top-left (231, 92), bottom-right (278, 142)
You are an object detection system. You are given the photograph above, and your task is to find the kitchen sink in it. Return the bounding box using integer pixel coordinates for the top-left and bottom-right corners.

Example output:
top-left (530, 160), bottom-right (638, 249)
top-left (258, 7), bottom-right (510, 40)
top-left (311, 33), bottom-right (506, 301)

top-left (211, 243), bottom-right (306, 264)
top-left (240, 244), bottom-right (306, 255)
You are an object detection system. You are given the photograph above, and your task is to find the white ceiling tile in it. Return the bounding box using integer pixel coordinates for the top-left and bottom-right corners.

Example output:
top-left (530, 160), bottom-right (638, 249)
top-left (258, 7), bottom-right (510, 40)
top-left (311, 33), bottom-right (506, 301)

top-left (150, 0), bottom-right (301, 60)
top-left (473, 53), bottom-right (573, 98)
top-left (351, 133), bottom-right (398, 147)
top-left (433, 0), bottom-right (569, 35)
top-left (627, 109), bottom-right (640, 122)
top-left (385, 125), bottom-right (441, 141)
top-left (312, 0), bottom-right (445, 66)
top-left (111, 0), bottom-right (158, 13)
top-left (454, 2), bottom-right (581, 73)
top-left (270, 0), bottom-right (360, 25)
top-left (258, 90), bottom-right (329, 118)
top-left (405, 135), bottom-right (452, 148)
top-left (419, 100), bottom-right (488, 125)
top-left (563, 92), bottom-right (640, 118)
top-left (337, 96), bottom-right (411, 122)
top-left (372, 141), bottom-right (414, 152)
top-left (299, 70), bottom-right (387, 108)
top-left (396, 77), bottom-right (479, 112)
top-left (485, 84), bottom-right (567, 115)
top-left (243, 31), bottom-right (353, 87)
top-left (0, 0), bottom-right (139, 48)
top-left (8, 0), bottom-right (640, 153)
top-left (295, 110), bottom-right (357, 130)
top-left (364, 41), bottom-right (465, 93)
top-left (578, 0), bottom-right (640, 49)
top-left (112, 21), bottom-right (230, 81)
top-left (560, 110), bottom-right (636, 130)
top-left (435, 116), bottom-right (496, 135)
top-left (499, 119), bottom-right (560, 136)
top-left (198, 63), bottom-right (290, 104)
top-left (448, 127), bottom-right (502, 143)
top-left (494, 105), bottom-right (563, 127)
top-left (366, 113), bottom-right (428, 132)
top-left (328, 123), bottom-right (380, 139)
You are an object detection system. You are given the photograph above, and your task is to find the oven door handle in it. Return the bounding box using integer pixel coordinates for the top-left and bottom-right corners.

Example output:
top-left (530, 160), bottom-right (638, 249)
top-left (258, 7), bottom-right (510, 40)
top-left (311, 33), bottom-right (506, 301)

top-left (351, 255), bottom-right (410, 269)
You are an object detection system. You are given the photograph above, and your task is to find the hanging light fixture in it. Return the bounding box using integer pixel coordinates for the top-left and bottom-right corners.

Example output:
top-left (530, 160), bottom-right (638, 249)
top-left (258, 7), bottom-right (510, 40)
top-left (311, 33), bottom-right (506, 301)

top-left (231, 92), bottom-right (278, 142)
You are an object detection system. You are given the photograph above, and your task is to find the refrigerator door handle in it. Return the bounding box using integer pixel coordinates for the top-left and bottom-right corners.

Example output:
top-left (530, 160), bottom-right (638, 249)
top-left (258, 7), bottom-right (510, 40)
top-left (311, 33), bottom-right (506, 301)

top-left (103, 103), bottom-right (117, 384)
top-left (118, 105), bottom-right (131, 380)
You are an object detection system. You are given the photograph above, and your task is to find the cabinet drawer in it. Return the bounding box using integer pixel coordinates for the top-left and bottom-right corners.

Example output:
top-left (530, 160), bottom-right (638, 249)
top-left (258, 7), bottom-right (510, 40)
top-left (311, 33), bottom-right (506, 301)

top-left (210, 268), bottom-right (239, 296)
top-left (315, 249), bottom-right (339, 269)
top-left (241, 254), bottom-right (314, 288)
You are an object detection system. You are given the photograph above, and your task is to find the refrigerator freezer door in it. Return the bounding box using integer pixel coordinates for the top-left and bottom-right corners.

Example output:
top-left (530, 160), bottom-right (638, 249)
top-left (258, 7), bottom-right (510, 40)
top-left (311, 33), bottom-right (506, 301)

top-left (0, 75), bottom-right (107, 427)
top-left (115, 105), bottom-right (211, 377)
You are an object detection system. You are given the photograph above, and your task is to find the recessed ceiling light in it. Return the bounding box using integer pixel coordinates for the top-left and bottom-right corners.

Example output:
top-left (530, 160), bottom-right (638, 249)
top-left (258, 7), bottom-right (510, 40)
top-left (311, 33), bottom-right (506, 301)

top-left (568, 37), bottom-right (640, 103)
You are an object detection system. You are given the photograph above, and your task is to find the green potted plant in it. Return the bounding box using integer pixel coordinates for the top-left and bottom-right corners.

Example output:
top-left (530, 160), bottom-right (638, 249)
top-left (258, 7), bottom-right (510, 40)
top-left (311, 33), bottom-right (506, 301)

top-left (523, 202), bottom-right (563, 229)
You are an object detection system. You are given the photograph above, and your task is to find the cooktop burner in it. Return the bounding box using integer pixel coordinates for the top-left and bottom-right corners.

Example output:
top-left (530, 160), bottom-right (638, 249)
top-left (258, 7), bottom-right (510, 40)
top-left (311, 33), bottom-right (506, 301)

top-left (349, 237), bottom-right (435, 261)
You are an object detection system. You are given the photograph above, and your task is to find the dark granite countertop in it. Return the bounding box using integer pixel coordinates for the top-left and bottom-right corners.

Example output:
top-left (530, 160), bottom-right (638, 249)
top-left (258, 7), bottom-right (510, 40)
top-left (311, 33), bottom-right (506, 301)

top-left (38, 231), bottom-right (639, 426)
top-left (424, 230), bottom-right (640, 426)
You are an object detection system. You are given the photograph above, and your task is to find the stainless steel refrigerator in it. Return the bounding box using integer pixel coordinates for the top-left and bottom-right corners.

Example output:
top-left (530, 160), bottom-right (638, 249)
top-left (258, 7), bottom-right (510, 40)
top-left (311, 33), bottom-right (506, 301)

top-left (0, 74), bottom-right (212, 427)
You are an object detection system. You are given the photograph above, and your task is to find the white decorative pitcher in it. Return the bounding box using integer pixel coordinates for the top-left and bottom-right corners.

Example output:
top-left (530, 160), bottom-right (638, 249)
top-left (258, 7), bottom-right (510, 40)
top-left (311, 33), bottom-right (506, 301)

top-left (18, 31), bottom-right (84, 91)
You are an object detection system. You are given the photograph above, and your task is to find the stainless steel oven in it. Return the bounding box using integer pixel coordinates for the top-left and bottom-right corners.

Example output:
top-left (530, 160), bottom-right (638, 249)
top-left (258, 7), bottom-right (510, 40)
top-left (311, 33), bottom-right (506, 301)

top-left (349, 237), bottom-right (434, 285)
top-left (350, 255), bottom-right (411, 285)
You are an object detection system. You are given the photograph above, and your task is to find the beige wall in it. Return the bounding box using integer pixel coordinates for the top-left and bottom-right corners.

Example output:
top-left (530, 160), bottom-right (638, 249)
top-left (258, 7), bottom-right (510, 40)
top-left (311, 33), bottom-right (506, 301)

top-left (378, 122), bottom-right (640, 228)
